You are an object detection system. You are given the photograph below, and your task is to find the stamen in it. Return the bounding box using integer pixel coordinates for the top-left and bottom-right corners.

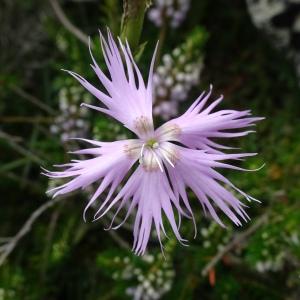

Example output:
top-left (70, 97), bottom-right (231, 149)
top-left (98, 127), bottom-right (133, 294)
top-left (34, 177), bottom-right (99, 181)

top-left (153, 142), bottom-right (159, 149)
top-left (161, 149), bottom-right (175, 168)
top-left (151, 149), bottom-right (164, 172)
top-left (158, 143), bottom-right (181, 169)
top-left (139, 143), bottom-right (146, 165)
top-left (140, 143), bottom-right (145, 158)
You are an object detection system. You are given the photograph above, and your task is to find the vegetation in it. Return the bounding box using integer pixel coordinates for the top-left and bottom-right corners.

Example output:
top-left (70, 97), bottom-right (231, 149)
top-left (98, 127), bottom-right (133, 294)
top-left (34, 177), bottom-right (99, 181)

top-left (0, 0), bottom-right (299, 299)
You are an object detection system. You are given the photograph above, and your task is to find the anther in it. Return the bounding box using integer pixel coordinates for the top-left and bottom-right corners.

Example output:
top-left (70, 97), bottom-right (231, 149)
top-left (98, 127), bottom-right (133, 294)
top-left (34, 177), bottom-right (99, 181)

top-left (153, 142), bottom-right (159, 149)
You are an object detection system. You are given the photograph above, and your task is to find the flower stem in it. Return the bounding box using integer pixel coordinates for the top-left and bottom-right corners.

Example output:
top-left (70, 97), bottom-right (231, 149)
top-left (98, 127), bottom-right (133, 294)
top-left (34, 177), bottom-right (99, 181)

top-left (120, 0), bottom-right (150, 52)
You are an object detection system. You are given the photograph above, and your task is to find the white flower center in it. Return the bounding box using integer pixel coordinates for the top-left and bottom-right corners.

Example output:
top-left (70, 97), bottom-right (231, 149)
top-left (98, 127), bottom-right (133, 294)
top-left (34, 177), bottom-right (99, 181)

top-left (124, 140), bottom-right (179, 173)
top-left (124, 119), bottom-right (181, 172)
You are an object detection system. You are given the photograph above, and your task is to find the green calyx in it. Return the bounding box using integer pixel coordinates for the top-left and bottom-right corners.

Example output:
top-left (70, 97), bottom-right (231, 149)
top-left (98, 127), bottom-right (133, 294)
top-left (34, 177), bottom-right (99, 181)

top-left (146, 138), bottom-right (158, 148)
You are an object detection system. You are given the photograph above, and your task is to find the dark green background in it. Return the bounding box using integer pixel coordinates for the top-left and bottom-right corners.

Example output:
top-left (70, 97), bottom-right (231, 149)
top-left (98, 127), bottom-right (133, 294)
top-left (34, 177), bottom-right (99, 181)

top-left (0, 0), bottom-right (299, 299)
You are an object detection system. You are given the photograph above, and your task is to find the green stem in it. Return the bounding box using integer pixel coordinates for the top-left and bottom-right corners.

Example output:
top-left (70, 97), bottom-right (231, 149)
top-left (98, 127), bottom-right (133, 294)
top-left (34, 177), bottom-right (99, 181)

top-left (120, 0), bottom-right (149, 52)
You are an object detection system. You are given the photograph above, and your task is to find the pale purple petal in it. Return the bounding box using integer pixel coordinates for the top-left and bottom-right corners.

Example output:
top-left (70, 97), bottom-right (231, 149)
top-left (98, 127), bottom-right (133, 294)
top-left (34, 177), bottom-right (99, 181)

top-left (63, 31), bottom-right (157, 139)
top-left (94, 166), bottom-right (187, 255)
top-left (156, 86), bottom-right (264, 152)
top-left (44, 31), bottom-right (263, 255)
top-left (44, 139), bottom-right (140, 221)
top-left (164, 143), bottom-right (255, 227)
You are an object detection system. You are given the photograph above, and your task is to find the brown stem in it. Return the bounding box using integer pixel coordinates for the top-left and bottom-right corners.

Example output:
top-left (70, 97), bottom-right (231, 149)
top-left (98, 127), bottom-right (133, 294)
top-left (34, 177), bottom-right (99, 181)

top-left (201, 213), bottom-right (269, 277)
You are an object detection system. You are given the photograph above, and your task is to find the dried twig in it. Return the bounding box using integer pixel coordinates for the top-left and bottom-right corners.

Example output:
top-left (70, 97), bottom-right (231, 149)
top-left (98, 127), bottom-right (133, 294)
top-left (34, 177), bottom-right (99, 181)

top-left (0, 238), bottom-right (12, 243)
top-left (0, 196), bottom-right (132, 268)
top-left (49, 0), bottom-right (92, 47)
top-left (0, 172), bottom-right (43, 193)
top-left (0, 197), bottom-right (62, 267)
top-left (40, 204), bottom-right (63, 279)
top-left (11, 85), bottom-right (57, 115)
top-left (0, 130), bottom-right (44, 164)
top-left (0, 116), bottom-right (54, 124)
top-left (201, 213), bottom-right (269, 277)
top-left (108, 230), bottom-right (131, 250)
top-left (0, 131), bottom-right (22, 143)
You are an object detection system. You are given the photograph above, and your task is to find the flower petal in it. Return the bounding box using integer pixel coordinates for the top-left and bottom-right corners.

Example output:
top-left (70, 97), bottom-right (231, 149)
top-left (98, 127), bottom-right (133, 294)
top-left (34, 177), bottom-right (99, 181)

top-left (44, 139), bottom-right (140, 221)
top-left (164, 143), bottom-right (258, 227)
top-left (64, 31), bottom-right (158, 139)
top-left (156, 86), bottom-right (264, 152)
top-left (94, 166), bottom-right (188, 255)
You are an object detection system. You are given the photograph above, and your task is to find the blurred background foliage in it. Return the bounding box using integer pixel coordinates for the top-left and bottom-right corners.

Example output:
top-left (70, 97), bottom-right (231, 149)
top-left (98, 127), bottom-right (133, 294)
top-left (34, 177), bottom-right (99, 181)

top-left (0, 0), bottom-right (300, 299)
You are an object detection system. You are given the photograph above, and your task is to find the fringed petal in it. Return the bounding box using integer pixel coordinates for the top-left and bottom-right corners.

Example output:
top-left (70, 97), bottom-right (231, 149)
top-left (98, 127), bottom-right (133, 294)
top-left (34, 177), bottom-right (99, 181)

top-left (157, 86), bottom-right (264, 152)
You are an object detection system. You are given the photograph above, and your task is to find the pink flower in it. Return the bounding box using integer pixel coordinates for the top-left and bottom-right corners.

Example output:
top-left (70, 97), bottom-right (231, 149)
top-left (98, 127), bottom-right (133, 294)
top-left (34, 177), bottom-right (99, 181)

top-left (44, 31), bottom-right (263, 255)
